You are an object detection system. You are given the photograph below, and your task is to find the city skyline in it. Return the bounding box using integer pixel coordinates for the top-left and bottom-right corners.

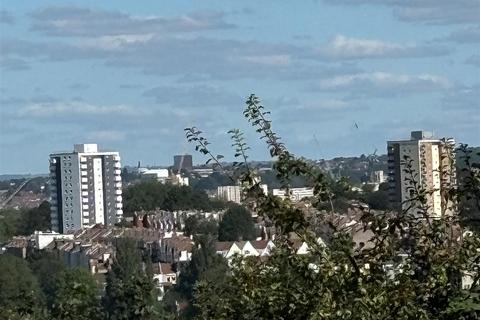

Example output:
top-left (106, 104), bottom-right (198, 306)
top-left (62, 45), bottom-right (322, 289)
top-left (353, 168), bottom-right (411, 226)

top-left (1, 1), bottom-right (479, 174)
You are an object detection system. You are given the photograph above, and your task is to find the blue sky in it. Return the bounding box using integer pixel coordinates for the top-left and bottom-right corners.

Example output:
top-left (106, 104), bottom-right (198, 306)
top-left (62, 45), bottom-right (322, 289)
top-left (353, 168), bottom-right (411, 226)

top-left (0, 0), bottom-right (479, 174)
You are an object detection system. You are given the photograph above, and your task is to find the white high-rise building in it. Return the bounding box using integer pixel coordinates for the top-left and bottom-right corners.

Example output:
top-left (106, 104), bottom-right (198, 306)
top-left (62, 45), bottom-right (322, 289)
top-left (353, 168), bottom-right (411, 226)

top-left (49, 144), bottom-right (123, 233)
top-left (387, 131), bottom-right (456, 218)
top-left (217, 186), bottom-right (242, 204)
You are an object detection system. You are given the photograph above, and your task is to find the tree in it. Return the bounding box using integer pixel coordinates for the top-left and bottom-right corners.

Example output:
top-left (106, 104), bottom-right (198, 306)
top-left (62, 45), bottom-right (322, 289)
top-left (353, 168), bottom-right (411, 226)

top-left (361, 182), bottom-right (390, 210)
top-left (103, 238), bottom-right (158, 320)
top-left (167, 235), bottom-right (229, 318)
top-left (0, 254), bottom-right (45, 317)
top-left (50, 268), bottom-right (103, 320)
top-left (123, 182), bottom-right (225, 215)
top-left (0, 208), bottom-right (23, 243)
top-left (27, 251), bottom-right (67, 308)
top-left (218, 204), bottom-right (256, 241)
top-left (0, 201), bottom-right (51, 243)
top-left (186, 94), bottom-right (480, 319)
top-left (184, 215), bottom-right (218, 237)
top-left (19, 201), bottom-right (51, 235)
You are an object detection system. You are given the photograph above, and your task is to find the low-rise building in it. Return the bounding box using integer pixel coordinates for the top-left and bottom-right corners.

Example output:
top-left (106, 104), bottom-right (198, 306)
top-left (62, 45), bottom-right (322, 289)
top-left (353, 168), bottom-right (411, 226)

top-left (152, 262), bottom-right (177, 300)
top-left (272, 187), bottom-right (314, 202)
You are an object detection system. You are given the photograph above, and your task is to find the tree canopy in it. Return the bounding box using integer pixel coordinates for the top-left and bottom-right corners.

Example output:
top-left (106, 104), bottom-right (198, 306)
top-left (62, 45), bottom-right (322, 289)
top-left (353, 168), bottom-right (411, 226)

top-left (0, 201), bottom-right (51, 243)
top-left (123, 181), bottom-right (225, 215)
top-left (0, 254), bottom-right (45, 318)
top-left (218, 204), bottom-right (256, 241)
top-left (50, 268), bottom-right (103, 320)
top-left (103, 238), bottom-right (159, 320)
top-left (166, 235), bottom-right (229, 318)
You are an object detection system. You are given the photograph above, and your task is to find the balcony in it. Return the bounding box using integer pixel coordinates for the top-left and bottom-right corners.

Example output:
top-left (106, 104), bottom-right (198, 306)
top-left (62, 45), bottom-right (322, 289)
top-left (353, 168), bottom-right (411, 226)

top-left (81, 177), bottom-right (88, 183)
top-left (82, 204), bottom-right (89, 210)
top-left (80, 164), bottom-right (88, 169)
top-left (115, 189), bottom-right (122, 195)
top-left (83, 211), bottom-right (89, 217)
top-left (114, 162), bottom-right (121, 169)
top-left (80, 157), bottom-right (87, 163)
top-left (114, 169), bottom-right (122, 175)
top-left (81, 184), bottom-right (88, 190)
top-left (82, 197), bottom-right (89, 203)
top-left (116, 209), bottom-right (123, 216)
top-left (115, 182), bottom-right (122, 189)
top-left (115, 203), bottom-right (123, 209)
top-left (114, 176), bottom-right (121, 182)
top-left (81, 170), bottom-right (88, 177)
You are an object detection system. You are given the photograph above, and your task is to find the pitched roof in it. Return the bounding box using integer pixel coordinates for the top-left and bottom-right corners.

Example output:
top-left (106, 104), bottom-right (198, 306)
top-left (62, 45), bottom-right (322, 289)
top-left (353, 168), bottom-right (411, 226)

top-left (215, 241), bottom-right (234, 252)
top-left (163, 236), bottom-right (193, 252)
top-left (152, 262), bottom-right (175, 275)
top-left (250, 240), bottom-right (269, 250)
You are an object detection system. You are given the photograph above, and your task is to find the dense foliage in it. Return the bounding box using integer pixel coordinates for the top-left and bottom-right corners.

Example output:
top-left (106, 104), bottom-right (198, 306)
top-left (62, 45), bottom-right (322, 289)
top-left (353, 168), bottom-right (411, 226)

top-left (218, 204), bottom-right (256, 241)
top-left (0, 251), bottom-right (105, 320)
top-left (0, 254), bottom-right (44, 318)
top-left (123, 181), bottom-right (225, 215)
top-left (0, 201), bottom-right (51, 243)
top-left (103, 238), bottom-right (159, 320)
top-left (50, 268), bottom-right (103, 320)
top-left (183, 215), bottom-right (218, 237)
top-left (165, 235), bottom-right (229, 318)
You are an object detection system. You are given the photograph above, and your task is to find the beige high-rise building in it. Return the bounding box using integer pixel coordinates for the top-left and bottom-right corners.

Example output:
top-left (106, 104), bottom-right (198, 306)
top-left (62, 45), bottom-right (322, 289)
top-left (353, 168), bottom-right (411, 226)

top-left (387, 131), bottom-right (456, 218)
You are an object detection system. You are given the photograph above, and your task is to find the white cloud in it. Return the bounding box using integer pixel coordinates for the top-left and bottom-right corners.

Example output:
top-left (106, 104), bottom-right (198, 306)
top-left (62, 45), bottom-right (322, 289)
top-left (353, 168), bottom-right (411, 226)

top-left (317, 72), bottom-right (452, 97)
top-left (442, 84), bottom-right (480, 110)
top-left (465, 55), bottom-right (480, 67)
top-left (298, 99), bottom-right (350, 110)
top-left (18, 101), bottom-right (144, 117)
top-left (445, 25), bottom-right (480, 43)
top-left (324, 0), bottom-right (480, 25)
top-left (85, 130), bottom-right (126, 141)
top-left (240, 54), bottom-right (292, 66)
top-left (76, 34), bottom-right (155, 51)
top-left (30, 7), bottom-right (234, 37)
top-left (0, 9), bottom-right (14, 24)
top-left (314, 34), bottom-right (450, 60)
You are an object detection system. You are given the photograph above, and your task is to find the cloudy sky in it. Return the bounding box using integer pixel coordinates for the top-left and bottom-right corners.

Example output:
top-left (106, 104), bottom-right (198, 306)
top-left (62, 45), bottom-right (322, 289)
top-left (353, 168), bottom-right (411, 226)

top-left (0, 0), bottom-right (479, 174)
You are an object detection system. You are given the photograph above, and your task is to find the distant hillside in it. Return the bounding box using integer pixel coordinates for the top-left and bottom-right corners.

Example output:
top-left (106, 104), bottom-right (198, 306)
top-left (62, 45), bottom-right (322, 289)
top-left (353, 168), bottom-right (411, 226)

top-left (456, 147), bottom-right (480, 169)
top-left (0, 174), bottom-right (48, 181)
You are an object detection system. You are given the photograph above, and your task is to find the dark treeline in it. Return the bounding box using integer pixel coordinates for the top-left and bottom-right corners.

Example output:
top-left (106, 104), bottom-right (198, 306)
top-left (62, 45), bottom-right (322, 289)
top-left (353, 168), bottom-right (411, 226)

top-left (123, 181), bottom-right (226, 215)
top-left (0, 239), bottom-right (167, 320)
top-left (183, 203), bottom-right (257, 242)
top-left (0, 201), bottom-right (51, 243)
